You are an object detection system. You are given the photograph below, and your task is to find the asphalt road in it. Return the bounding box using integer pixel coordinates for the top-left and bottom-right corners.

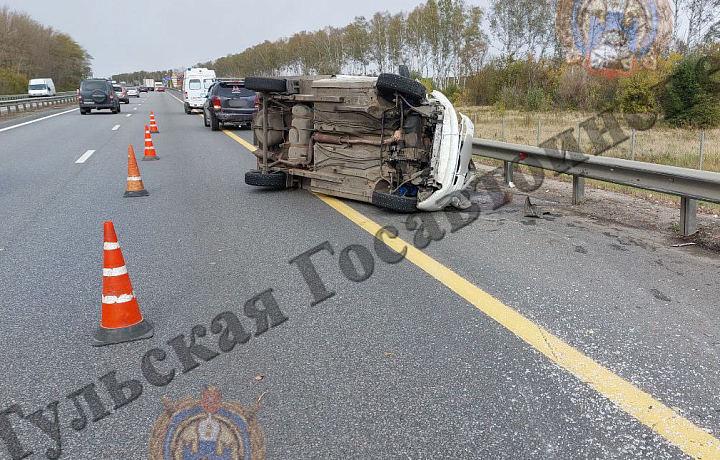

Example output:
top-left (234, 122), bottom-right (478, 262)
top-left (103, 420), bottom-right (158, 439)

top-left (0, 91), bottom-right (718, 459)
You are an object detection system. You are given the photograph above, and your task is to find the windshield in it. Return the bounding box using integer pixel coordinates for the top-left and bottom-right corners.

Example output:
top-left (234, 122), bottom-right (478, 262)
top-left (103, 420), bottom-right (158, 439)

top-left (28, 84), bottom-right (47, 90)
top-left (217, 85), bottom-right (254, 97)
top-left (81, 81), bottom-right (107, 91)
top-left (113, 86), bottom-right (123, 92)
top-left (188, 79), bottom-right (201, 90)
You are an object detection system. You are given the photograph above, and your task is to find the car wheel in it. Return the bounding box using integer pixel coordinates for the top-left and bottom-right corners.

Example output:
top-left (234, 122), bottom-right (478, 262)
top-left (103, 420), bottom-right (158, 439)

top-left (203, 111), bottom-right (210, 127)
top-left (184, 103), bottom-right (191, 114)
top-left (210, 113), bottom-right (220, 131)
top-left (111, 108), bottom-right (118, 114)
top-left (245, 170), bottom-right (287, 189)
top-left (376, 73), bottom-right (426, 103)
top-left (117, 104), bottom-right (121, 113)
top-left (80, 109), bottom-right (87, 115)
top-left (244, 76), bottom-right (287, 93)
top-left (371, 191), bottom-right (418, 213)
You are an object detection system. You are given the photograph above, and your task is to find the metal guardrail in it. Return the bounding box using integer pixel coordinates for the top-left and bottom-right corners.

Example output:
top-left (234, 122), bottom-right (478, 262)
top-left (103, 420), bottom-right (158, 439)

top-left (472, 138), bottom-right (720, 236)
top-left (0, 94), bottom-right (78, 116)
top-left (0, 91), bottom-right (76, 101)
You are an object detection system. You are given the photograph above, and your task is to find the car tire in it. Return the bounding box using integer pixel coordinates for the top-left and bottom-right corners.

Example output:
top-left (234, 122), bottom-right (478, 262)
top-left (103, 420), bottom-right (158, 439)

top-left (245, 76), bottom-right (287, 93)
top-left (245, 170), bottom-right (287, 189)
top-left (376, 73), bottom-right (426, 103)
top-left (117, 104), bottom-right (121, 113)
top-left (184, 103), bottom-right (191, 114)
top-left (80, 109), bottom-right (87, 115)
top-left (203, 111), bottom-right (210, 127)
top-left (371, 191), bottom-right (418, 213)
top-left (210, 113), bottom-right (220, 131)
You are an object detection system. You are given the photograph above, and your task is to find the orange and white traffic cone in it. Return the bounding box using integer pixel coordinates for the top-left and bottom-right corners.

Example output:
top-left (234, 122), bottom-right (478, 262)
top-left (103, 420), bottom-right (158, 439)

top-left (124, 145), bottom-right (149, 197)
top-left (143, 125), bottom-right (159, 161)
top-left (149, 111), bottom-right (159, 133)
top-left (93, 221), bottom-right (153, 346)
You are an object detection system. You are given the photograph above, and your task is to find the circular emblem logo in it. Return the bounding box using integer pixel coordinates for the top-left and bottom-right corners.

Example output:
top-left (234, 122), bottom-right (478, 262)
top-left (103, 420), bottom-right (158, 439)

top-left (556, 0), bottom-right (673, 79)
top-left (149, 386), bottom-right (265, 460)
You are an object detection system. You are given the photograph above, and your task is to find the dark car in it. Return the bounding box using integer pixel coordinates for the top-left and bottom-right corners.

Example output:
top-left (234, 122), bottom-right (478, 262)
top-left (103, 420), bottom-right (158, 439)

top-left (203, 79), bottom-right (257, 131)
top-left (78, 79), bottom-right (120, 114)
top-left (113, 85), bottom-right (130, 104)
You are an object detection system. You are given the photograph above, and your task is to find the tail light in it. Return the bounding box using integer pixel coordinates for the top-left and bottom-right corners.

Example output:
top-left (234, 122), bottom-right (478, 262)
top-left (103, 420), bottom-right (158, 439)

top-left (254, 96), bottom-right (259, 108)
top-left (184, 92), bottom-right (188, 99)
top-left (109, 93), bottom-right (114, 100)
top-left (213, 97), bottom-right (221, 111)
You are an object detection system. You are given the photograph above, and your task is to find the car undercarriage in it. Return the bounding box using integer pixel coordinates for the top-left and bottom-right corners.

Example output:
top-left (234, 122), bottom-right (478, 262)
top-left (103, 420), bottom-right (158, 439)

top-left (244, 71), bottom-right (475, 212)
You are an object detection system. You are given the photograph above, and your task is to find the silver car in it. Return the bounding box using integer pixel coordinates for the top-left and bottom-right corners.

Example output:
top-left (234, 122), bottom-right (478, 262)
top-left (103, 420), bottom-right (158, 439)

top-left (126, 86), bottom-right (140, 98)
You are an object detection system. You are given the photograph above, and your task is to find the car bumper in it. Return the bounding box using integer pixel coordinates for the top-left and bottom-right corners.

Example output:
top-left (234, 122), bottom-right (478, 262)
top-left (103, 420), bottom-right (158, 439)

top-left (79, 103), bottom-right (116, 109)
top-left (417, 91), bottom-right (475, 211)
top-left (215, 112), bottom-right (254, 123)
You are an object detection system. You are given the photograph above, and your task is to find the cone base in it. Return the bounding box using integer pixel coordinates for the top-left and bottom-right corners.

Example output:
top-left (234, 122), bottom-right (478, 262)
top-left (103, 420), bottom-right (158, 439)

top-left (92, 318), bottom-right (154, 347)
top-left (142, 155), bottom-right (160, 161)
top-left (150, 129), bottom-right (159, 133)
top-left (123, 189), bottom-right (149, 197)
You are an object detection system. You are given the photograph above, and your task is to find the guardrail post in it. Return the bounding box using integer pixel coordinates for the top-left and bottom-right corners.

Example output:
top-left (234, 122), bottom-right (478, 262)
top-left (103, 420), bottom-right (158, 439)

top-left (577, 123), bottom-right (582, 152)
top-left (680, 197), bottom-right (697, 236)
top-left (572, 176), bottom-right (585, 205)
top-left (537, 118), bottom-right (541, 146)
top-left (630, 130), bottom-right (636, 160)
top-left (503, 161), bottom-right (514, 185)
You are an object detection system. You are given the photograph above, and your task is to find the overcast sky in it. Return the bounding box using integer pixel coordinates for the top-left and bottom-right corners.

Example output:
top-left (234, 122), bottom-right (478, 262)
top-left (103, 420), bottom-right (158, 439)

top-left (2, 0), bottom-right (491, 77)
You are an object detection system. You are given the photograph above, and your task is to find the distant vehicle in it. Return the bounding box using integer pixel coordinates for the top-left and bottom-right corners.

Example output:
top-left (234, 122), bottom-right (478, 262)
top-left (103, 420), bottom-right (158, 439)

top-left (143, 79), bottom-right (155, 91)
top-left (126, 86), bottom-right (140, 97)
top-left (78, 79), bottom-right (120, 114)
top-left (139, 86), bottom-right (149, 93)
top-left (183, 68), bottom-right (216, 114)
top-left (203, 79), bottom-right (257, 131)
top-left (157, 86), bottom-right (165, 92)
top-left (28, 78), bottom-right (56, 97)
top-left (154, 81), bottom-right (164, 90)
top-left (113, 85), bottom-right (130, 104)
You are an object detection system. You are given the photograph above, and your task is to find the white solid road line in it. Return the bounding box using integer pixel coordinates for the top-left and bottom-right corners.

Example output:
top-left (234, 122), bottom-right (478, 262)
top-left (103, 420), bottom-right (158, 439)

top-left (111, 125), bottom-right (120, 131)
top-left (75, 150), bottom-right (96, 164)
top-left (0, 108), bottom-right (79, 134)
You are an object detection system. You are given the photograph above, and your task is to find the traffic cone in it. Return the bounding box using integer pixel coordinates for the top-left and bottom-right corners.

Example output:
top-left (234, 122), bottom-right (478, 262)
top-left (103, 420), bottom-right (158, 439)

top-left (149, 111), bottom-right (159, 133)
top-left (93, 221), bottom-right (153, 347)
top-left (143, 125), bottom-right (159, 161)
top-left (124, 145), bottom-right (149, 197)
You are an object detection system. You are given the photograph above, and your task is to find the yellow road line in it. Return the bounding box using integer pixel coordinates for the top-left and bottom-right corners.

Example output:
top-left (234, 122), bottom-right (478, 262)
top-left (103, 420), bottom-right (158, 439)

top-left (220, 128), bottom-right (257, 152)
top-left (224, 109), bottom-right (719, 459)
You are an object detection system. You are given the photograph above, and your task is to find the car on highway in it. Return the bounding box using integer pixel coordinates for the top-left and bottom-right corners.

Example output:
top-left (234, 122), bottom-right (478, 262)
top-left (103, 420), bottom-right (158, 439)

top-left (113, 85), bottom-right (130, 104)
top-left (126, 86), bottom-right (140, 98)
top-left (139, 86), bottom-right (149, 93)
top-left (244, 70), bottom-right (475, 212)
top-left (202, 79), bottom-right (257, 131)
top-left (78, 79), bottom-right (121, 114)
top-left (157, 86), bottom-right (165, 92)
top-left (183, 67), bottom-right (216, 114)
top-left (28, 78), bottom-right (56, 97)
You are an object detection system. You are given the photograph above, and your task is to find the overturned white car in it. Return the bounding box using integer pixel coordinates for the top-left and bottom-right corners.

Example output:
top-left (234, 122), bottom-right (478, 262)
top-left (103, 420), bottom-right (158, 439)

top-left (244, 70), bottom-right (475, 212)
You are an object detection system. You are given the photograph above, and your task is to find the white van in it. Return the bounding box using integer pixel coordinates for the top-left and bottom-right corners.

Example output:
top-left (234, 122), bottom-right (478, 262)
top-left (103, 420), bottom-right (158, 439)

top-left (182, 68), bottom-right (216, 114)
top-left (28, 78), bottom-right (56, 97)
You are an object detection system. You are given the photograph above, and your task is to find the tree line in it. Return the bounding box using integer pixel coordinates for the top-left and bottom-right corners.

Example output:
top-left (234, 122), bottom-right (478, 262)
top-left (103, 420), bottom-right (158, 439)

top-left (115, 0), bottom-right (719, 126)
top-left (0, 6), bottom-right (91, 94)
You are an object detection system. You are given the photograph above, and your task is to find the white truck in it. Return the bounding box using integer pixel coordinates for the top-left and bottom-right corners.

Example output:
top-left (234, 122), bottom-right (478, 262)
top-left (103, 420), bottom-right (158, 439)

top-left (28, 78), bottom-right (56, 97)
top-left (182, 68), bottom-right (216, 114)
top-left (143, 79), bottom-right (155, 91)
